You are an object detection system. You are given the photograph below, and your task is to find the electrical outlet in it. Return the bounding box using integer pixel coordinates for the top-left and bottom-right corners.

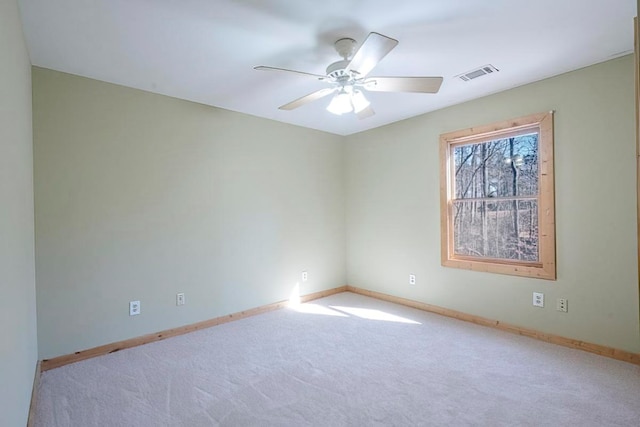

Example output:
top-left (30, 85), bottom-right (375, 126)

top-left (557, 298), bottom-right (568, 313)
top-left (176, 293), bottom-right (185, 306)
top-left (533, 292), bottom-right (544, 308)
top-left (129, 300), bottom-right (141, 316)
top-left (301, 271), bottom-right (308, 282)
top-left (409, 274), bottom-right (416, 285)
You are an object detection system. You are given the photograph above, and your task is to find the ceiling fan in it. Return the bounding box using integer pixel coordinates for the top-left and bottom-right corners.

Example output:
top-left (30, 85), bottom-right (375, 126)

top-left (255, 32), bottom-right (443, 119)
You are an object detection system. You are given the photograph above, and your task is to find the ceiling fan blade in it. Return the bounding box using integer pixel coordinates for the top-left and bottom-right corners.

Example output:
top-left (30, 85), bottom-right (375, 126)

top-left (364, 76), bottom-right (443, 93)
top-left (279, 88), bottom-right (336, 110)
top-left (345, 32), bottom-right (398, 78)
top-left (254, 66), bottom-right (327, 81)
top-left (357, 105), bottom-right (375, 120)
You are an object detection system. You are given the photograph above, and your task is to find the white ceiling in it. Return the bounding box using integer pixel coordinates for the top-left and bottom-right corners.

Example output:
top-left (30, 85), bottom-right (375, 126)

top-left (19, 0), bottom-right (637, 136)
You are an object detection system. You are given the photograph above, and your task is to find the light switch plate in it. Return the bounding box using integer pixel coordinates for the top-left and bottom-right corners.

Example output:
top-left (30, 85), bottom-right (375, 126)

top-left (176, 293), bottom-right (185, 306)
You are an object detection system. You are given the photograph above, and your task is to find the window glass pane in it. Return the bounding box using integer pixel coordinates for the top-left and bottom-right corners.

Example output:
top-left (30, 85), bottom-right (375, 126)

top-left (453, 199), bottom-right (539, 261)
top-left (453, 133), bottom-right (538, 199)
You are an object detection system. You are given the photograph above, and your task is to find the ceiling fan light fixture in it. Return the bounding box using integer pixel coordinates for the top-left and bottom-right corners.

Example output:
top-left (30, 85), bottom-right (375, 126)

top-left (326, 90), bottom-right (353, 115)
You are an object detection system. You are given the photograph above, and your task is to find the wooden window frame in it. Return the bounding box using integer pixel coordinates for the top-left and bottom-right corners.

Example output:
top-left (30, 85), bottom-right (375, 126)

top-left (439, 112), bottom-right (556, 280)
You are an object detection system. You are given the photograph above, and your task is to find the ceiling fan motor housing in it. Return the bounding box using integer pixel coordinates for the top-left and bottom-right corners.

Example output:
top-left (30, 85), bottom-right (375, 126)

top-left (326, 60), bottom-right (351, 80)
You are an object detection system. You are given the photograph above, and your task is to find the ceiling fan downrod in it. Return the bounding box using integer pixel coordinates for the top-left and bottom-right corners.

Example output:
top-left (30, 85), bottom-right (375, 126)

top-left (326, 38), bottom-right (357, 81)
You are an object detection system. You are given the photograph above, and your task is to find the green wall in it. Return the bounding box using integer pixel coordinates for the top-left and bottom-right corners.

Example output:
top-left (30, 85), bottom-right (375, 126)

top-left (33, 68), bottom-right (346, 359)
top-left (346, 55), bottom-right (640, 353)
top-left (0, 0), bottom-right (38, 425)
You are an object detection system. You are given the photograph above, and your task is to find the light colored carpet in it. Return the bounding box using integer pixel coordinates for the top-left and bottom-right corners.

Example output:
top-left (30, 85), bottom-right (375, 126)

top-left (35, 292), bottom-right (640, 426)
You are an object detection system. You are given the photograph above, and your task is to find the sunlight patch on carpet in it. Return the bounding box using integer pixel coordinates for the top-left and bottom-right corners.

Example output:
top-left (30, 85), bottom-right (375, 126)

top-left (330, 306), bottom-right (421, 324)
top-left (290, 303), bottom-right (350, 317)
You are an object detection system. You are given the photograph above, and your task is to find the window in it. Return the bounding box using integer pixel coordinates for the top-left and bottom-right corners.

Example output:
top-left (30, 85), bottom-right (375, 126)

top-left (439, 112), bottom-right (556, 280)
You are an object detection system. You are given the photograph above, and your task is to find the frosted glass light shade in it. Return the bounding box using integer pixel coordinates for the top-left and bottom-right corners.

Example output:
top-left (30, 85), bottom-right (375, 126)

top-left (351, 90), bottom-right (370, 113)
top-left (326, 91), bottom-right (353, 115)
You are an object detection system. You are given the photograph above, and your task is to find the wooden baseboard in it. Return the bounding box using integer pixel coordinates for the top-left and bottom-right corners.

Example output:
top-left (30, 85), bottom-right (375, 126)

top-left (346, 285), bottom-right (640, 366)
top-left (26, 360), bottom-right (41, 427)
top-left (41, 286), bottom-right (347, 371)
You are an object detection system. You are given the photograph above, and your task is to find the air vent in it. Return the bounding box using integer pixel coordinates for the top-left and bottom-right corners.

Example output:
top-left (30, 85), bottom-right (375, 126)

top-left (456, 64), bottom-right (499, 82)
